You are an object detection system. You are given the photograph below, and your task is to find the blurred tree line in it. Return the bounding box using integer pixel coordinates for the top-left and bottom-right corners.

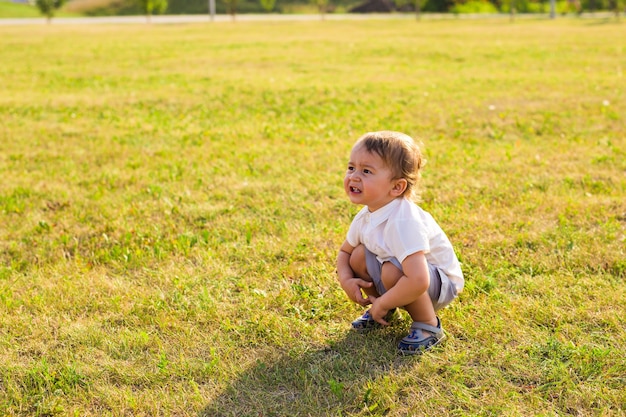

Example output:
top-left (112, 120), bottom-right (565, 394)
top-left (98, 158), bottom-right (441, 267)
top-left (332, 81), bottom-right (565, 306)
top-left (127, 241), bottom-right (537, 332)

top-left (77, 0), bottom-right (622, 15)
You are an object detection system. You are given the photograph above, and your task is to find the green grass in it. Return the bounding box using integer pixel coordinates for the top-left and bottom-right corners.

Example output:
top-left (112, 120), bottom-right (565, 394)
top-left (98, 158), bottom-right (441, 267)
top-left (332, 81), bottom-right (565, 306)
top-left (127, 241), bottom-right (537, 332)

top-left (0, 0), bottom-right (81, 18)
top-left (0, 0), bottom-right (42, 17)
top-left (0, 18), bottom-right (625, 416)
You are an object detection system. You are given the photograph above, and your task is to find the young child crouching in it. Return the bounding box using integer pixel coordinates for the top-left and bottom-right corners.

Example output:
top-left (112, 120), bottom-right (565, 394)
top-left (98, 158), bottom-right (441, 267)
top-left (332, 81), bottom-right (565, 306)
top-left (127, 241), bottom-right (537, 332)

top-left (336, 131), bottom-right (464, 355)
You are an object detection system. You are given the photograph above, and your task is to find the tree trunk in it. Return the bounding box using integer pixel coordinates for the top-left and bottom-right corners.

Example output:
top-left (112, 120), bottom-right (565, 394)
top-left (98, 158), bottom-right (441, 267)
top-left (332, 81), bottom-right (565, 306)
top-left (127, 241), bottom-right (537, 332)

top-left (208, 0), bottom-right (215, 21)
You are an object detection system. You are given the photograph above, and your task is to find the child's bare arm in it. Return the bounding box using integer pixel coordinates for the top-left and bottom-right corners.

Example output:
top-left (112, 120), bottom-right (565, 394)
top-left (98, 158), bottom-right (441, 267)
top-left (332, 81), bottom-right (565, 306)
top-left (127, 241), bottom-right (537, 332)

top-left (336, 240), bottom-right (355, 282)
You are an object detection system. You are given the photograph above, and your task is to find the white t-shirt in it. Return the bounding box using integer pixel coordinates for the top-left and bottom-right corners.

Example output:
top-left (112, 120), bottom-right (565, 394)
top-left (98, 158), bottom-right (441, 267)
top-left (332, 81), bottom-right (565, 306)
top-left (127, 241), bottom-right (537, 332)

top-left (346, 197), bottom-right (464, 293)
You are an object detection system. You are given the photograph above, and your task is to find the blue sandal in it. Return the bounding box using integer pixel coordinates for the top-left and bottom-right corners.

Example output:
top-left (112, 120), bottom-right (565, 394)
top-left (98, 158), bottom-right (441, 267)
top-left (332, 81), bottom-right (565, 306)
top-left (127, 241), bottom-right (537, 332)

top-left (351, 308), bottom-right (396, 331)
top-left (397, 317), bottom-right (445, 355)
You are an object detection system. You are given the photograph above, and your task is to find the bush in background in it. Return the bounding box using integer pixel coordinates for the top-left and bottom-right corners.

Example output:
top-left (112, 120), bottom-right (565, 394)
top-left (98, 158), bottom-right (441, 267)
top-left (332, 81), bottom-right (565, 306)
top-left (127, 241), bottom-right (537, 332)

top-left (35, 0), bottom-right (67, 20)
top-left (450, 0), bottom-right (498, 13)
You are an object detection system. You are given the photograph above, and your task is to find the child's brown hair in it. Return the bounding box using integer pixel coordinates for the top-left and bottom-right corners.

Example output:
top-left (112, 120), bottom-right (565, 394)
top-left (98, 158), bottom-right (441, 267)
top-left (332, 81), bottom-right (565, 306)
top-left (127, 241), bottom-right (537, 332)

top-left (355, 131), bottom-right (425, 201)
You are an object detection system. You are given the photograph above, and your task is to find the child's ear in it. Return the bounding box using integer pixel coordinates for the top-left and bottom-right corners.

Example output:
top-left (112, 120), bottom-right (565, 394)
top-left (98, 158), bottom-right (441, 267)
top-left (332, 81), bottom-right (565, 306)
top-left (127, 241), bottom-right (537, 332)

top-left (391, 179), bottom-right (408, 196)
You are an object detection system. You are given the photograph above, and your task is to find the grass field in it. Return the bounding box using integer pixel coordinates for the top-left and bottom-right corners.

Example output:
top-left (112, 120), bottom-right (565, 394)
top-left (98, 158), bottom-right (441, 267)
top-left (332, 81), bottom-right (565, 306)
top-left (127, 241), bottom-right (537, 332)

top-left (0, 0), bottom-right (45, 18)
top-left (0, 17), bottom-right (625, 416)
top-left (0, 0), bottom-right (81, 18)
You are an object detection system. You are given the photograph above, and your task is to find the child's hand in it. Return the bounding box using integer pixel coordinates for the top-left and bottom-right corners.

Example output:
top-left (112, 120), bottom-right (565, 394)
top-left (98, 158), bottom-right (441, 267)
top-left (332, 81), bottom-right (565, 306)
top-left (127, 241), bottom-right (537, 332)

top-left (367, 295), bottom-right (390, 326)
top-left (340, 278), bottom-right (373, 306)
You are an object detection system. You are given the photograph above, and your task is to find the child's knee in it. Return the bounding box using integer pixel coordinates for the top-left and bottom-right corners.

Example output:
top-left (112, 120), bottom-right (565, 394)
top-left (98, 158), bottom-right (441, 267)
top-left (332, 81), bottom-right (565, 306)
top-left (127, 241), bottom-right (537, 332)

top-left (381, 261), bottom-right (403, 290)
top-left (349, 244), bottom-right (369, 279)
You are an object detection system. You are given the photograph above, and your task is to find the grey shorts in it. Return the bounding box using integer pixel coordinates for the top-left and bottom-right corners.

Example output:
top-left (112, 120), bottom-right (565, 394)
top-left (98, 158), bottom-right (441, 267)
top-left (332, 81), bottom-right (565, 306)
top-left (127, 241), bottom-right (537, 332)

top-left (365, 248), bottom-right (458, 312)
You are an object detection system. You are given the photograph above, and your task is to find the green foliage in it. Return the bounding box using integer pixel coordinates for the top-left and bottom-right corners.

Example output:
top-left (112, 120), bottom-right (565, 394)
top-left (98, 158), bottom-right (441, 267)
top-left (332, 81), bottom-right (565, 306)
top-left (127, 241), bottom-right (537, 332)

top-left (224, 0), bottom-right (238, 15)
top-left (137, 0), bottom-right (167, 15)
top-left (35, 0), bottom-right (66, 19)
top-left (164, 0), bottom-right (209, 13)
top-left (588, 0), bottom-right (616, 12)
top-left (313, 0), bottom-right (329, 14)
top-left (260, 0), bottom-right (277, 11)
top-left (0, 19), bottom-right (625, 416)
top-left (164, 0), bottom-right (329, 14)
top-left (450, 0), bottom-right (498, 12)
top-left (4, 0), bottom-right (622, 15)
top-left (420, 0), bottom-right (454, 12)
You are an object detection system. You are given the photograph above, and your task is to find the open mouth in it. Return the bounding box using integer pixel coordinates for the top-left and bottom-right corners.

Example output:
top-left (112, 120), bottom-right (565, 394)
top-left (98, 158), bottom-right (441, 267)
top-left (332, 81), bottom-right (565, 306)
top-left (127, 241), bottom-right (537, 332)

top-left (350, 186), bottom-right (362, 193)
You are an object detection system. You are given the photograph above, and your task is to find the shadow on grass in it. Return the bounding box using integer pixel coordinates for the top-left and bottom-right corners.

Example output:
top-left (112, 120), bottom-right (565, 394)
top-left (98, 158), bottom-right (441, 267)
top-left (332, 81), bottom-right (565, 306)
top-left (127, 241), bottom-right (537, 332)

top-left (199, 324), bottom-right (420, 416)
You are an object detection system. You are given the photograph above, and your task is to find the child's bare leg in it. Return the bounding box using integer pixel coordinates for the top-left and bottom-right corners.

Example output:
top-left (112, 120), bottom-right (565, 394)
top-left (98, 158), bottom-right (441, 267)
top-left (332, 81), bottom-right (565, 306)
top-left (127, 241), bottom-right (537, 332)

top-left (381, 262), bottom-right (437, 328)
top-left (349, 244), bottom-right (378, 298)
top-left (380, 261), bottom-right (443, 353)
top-left (349, 245), bottom-right (385, 330)
top-left (381, 261), bottom-right (403, 290)
top-left (404, 294), bottom-right (437, 327)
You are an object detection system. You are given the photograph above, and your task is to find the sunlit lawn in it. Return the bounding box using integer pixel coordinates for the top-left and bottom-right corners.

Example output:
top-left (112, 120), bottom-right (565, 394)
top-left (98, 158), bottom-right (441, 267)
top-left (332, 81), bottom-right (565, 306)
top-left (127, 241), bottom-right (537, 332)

top-left (0, 18), bottom-right (625, 416)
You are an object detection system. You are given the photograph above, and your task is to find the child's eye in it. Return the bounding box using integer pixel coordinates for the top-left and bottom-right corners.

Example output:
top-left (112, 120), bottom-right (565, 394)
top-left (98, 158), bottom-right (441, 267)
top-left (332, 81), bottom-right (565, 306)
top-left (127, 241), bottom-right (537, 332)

top-left (347, 166), bottom-right (355, 171)
top-left (363, 169), bottom-right (371, 174)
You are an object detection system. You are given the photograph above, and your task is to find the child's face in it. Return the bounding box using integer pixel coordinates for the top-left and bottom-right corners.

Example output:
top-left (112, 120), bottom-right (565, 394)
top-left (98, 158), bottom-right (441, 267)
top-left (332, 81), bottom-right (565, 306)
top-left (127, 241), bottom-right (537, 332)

top-left (344, 143), bottom-right (400, 212)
